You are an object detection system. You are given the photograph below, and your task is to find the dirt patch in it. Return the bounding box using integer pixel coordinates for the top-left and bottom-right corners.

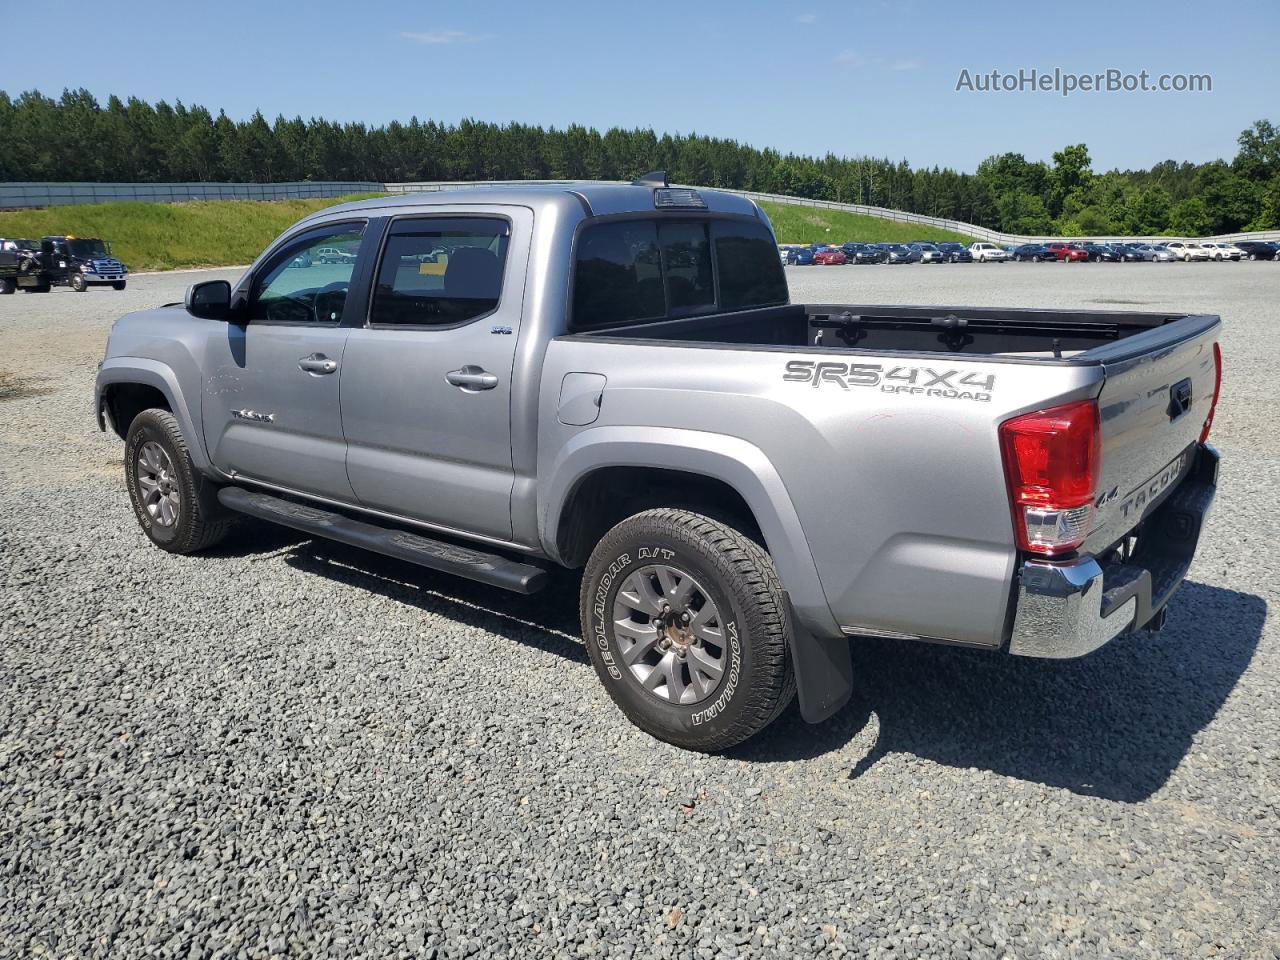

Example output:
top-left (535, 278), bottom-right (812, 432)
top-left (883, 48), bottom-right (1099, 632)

top-left (0, 370), bottom-right (54, 402)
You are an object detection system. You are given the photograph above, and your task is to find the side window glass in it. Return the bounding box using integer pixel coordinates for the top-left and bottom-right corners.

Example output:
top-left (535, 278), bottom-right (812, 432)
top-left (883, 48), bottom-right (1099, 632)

top-left (369, 218), bottom-right (509, 326)
top-left (250, 224), bottom-right (365, 324)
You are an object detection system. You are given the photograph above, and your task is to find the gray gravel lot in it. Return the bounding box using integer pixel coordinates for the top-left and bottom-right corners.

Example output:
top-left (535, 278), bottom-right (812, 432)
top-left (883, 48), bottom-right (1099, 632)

top-left (1, 261), bottom-right (1278, 959)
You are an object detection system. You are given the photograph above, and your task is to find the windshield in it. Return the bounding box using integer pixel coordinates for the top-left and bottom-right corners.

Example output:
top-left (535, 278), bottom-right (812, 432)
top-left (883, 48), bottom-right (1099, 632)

top-left (68, 239), bottom-right (109, 258)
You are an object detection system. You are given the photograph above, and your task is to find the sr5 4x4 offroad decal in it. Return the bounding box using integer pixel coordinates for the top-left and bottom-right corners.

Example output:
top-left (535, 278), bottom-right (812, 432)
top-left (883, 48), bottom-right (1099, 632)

top-left (784, 360), bottom-right (995, 402)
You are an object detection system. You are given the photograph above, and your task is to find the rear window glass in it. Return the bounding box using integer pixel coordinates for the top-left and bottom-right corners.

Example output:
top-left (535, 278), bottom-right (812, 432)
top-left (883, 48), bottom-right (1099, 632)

top-left (571, 221), bottom-right (665, 329)
top-left (713, 221), bottom-right (788, 310)
top-left (572, 217), bottom-right (787, 331)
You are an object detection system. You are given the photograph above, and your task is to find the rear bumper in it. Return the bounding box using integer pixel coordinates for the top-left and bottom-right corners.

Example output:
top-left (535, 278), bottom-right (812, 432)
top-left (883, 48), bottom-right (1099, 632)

top-left (1008, 444), bottom-right (1218, 659)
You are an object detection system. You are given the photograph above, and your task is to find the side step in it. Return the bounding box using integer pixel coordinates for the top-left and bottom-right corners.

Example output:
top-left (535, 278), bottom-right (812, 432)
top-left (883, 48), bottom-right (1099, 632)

top-left (217, 487), bottom-right (548, 594)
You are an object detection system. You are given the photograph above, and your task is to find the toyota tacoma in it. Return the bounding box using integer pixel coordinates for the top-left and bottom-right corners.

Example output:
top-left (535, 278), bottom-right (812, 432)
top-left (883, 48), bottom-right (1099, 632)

top-left (95, 175), bottom-right (1222, 751)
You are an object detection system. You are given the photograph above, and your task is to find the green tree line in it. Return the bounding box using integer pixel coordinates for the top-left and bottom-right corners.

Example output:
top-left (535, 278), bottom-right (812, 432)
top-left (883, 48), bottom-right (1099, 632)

top-left (2, 89), bottom-right (1277, 235)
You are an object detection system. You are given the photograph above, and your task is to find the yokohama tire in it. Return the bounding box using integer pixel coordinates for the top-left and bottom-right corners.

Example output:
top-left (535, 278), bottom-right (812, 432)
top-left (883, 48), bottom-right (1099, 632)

top-left (124, 409), bottom-right (234, 554)
top-left (580, 508), bottom-right (796, 752)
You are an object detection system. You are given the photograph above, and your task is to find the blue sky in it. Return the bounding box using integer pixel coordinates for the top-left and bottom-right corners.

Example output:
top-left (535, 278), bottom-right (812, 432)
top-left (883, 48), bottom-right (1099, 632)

top-left (6, 0), bottom-right (1277, 172)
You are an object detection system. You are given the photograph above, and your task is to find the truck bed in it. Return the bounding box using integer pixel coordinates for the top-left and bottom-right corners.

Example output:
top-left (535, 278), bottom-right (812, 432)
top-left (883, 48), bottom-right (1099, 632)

top-left (550, 301), bottom-right (1220, 647)
top-left (570, 302), bottom-right (1217, 363)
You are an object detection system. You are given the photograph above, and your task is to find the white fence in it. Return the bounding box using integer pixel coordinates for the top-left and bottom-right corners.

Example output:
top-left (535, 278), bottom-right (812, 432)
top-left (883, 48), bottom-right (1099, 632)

top-left (3, 178), bottom-right (1278, 245)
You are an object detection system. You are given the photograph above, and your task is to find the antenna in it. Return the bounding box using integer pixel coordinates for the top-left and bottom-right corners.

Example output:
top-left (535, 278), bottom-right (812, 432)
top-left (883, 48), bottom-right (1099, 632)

top-left (631, 170), bottom-right (668, 187)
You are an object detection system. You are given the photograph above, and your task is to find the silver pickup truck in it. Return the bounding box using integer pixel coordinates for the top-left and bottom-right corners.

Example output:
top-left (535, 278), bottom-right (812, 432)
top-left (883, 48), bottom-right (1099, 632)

top-left (95, 176), bottom-right (1222, 751)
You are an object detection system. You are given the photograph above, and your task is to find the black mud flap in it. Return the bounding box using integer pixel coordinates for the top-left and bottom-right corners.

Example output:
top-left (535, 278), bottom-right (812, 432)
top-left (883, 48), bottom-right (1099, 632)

top-left (786, 595), bottom-right (853, 723)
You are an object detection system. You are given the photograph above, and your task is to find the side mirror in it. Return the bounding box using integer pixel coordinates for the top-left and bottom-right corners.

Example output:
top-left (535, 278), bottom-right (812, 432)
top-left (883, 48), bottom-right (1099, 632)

top-left (185, 280), bottom-right (232, 320)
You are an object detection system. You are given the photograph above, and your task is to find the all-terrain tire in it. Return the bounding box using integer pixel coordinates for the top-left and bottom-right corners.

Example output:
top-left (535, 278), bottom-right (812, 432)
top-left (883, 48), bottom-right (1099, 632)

top-left (580, 508), bottom-right (796, 752)
top-left (124, 409), bottom-right (234, 554)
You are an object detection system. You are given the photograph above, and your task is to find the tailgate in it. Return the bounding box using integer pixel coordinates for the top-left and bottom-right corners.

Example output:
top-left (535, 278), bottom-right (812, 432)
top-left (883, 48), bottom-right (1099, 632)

top-left (1084, 315), bottom-right (1221, 553)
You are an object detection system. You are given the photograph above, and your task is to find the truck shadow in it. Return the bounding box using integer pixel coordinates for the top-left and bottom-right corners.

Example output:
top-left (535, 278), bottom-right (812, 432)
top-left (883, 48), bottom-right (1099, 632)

top-left (239, 528), bottom-right (1263, 804)
top-left (277, 538), bottom-right (588, 664)
top-left (737, 581), bottom-right (1266, 803)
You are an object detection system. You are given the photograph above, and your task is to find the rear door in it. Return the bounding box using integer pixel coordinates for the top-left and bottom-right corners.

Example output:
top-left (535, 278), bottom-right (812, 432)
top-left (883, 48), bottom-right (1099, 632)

top-left (201, 221), bottom-right (371, 500)
top-left (340, 207), bottom-right (531, 541)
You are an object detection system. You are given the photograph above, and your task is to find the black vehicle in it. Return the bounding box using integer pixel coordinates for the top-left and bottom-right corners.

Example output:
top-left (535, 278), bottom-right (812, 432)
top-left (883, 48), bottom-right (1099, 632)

top-left (1235, 240), bottom-right (1278, 261)
top-left (935, 242), bottom-right (972, 263)
top-left (840, 242), bottom-right (885, 264)
top-left (0, 235), bottom-right (129, 293)
top-left (1011, 243), bottom-right (1053, 262)
top-left (0, 237), bottom-right (39, 294)
top-left (1111, 243), bottom-right (1146, 262)
top-left (1081, 243), bottom-right (1121, 262)
top-left (886, 243), bottom-right (918, 263)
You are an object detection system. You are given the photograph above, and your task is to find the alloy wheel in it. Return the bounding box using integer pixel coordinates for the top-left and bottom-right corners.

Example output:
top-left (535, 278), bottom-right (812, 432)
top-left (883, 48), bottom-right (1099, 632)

top-left (611, 563), bottom-right (728, 705)
top-left (136, 440), bottom-right (181, 527)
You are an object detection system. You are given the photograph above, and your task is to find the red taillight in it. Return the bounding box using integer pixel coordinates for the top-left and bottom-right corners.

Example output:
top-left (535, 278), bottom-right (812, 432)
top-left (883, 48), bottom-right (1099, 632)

top-left (999, 400), bottom-right (1102, 556)
top-left (1199, 341), bottom-right (1222, 445)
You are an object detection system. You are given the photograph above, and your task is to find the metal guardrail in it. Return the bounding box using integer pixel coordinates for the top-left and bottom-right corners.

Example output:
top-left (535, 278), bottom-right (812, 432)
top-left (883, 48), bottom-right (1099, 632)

top-left (3, 179), bottom-right (1278, 245)
top-left (0, 181), bottom-right (383, 208)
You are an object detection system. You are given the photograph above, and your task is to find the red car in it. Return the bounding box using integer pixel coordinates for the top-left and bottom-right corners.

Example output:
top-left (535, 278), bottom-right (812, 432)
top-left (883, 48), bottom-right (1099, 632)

top-left (813, 249), bottom-right (847, 265)
top-left (1046, 242), bottom-right (1089, 262)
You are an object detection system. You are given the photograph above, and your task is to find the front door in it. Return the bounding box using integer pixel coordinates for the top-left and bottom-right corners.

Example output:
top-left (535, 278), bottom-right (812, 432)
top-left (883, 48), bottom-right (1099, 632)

top-left (201, 221), bottom-right (370, 501)
top-left (340, 209), bottom-right (529, 542)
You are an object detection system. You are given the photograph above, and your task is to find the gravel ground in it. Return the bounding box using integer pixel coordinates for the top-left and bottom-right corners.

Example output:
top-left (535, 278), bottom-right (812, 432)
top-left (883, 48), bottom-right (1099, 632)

top-left (1, 262), bottom-right (1278, 959)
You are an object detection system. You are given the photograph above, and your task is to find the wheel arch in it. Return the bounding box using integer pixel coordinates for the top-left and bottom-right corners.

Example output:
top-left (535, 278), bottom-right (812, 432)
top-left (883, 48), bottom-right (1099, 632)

top-left (541, 426), bottom-right (841, 639)
top-left (96, 358), bottom-right (211, 472)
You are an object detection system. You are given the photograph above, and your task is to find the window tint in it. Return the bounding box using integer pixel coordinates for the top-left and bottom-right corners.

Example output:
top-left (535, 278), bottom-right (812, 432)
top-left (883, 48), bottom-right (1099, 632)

top-left (713, 220), bottom-right (787, 310)
top-left (370, 218), bottom-right (509, 326)
top-left (659, 222), bottom-right (714, 314)
top-left (573, 218), bottom-right (789, 331)
top-left (572, 220), bottom-right (665, 329)
top-left (251, 224), bottom-right (365, 324)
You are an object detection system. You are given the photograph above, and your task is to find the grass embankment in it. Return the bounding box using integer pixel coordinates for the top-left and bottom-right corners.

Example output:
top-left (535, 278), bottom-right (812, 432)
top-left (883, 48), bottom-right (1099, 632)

top-left (758, 200), bottom-right (975, 246)
top-left (0, 194), bottom-right (386, 272)
top-left (0, 194), bottom-right (974, 272)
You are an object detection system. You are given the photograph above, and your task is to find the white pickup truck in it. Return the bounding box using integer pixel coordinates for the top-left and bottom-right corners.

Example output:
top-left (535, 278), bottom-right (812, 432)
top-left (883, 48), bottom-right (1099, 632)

top-left (95, 175), bottom-right (1222, 751)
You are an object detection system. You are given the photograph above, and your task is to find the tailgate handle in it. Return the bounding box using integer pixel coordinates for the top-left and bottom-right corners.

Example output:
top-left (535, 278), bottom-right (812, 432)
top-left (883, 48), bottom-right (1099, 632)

top-left (1168, 378), bottom-right (1193, 419)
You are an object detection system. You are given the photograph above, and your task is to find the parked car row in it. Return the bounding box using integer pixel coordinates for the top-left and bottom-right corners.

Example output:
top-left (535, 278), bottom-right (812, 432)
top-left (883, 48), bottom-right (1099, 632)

top-left (782, 238), bottom-right (1280, 266)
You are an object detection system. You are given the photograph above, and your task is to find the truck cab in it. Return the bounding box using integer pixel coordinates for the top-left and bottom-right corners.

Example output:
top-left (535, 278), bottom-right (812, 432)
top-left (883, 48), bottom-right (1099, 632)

top-left (31, 236), bottom-right (129, 292)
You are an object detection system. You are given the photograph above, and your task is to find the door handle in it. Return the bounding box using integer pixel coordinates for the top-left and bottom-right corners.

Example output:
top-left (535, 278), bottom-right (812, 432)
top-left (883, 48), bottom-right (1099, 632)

top-left (298, 353), bottom-right (337, 375)
top-left (445, 365), bottom-right (499, 391)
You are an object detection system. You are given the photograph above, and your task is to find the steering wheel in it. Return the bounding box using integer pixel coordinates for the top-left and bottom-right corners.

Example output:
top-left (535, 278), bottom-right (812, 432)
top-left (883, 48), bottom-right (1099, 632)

top-left (313, 281), bottom-right (350, 324)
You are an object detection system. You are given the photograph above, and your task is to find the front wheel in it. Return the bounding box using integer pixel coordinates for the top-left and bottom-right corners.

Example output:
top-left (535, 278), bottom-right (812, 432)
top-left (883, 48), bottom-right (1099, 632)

top-left (113, 280), bottom-right (127, 290)
top-left (580, 508), bottom-right (796, 752)
top-left (71, 274), bottom-right (88, 292)
top-left (124, 409), bottom-right (234, 554)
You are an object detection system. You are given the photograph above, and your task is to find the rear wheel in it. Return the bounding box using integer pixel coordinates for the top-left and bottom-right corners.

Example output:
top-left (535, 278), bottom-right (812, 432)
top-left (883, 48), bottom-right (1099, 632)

top-left (124, 409), bottom-right (234, 554)
top-left (580, 508), bottom-right (795, 752)
top-left (0, 278), bottom-right (14, 295)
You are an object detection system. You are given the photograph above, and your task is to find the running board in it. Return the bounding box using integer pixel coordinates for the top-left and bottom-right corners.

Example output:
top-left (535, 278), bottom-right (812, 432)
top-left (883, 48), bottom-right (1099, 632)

top-left (217, 487), bottom-right (548, 594)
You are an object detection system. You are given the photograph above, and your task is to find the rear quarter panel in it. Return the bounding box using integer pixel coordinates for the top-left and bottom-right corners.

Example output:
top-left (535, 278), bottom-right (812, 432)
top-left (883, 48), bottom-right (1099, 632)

top-left (539, 338), bottom-right (1104, 646)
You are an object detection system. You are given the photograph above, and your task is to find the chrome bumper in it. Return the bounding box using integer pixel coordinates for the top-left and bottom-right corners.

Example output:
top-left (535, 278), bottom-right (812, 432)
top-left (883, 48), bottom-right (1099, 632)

top-left (1009, 444), bottom-right (1218, 659)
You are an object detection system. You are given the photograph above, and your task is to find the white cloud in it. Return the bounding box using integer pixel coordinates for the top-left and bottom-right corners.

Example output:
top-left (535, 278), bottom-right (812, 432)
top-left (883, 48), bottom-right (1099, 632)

top-left (890, 57), bottom-right (922, 71)
top-left (796, 13), bottom-right (817, 23)
top-left (399, 30), bottom-right (488, 45)
top-left (834, 50), bottom-right (867, 66)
